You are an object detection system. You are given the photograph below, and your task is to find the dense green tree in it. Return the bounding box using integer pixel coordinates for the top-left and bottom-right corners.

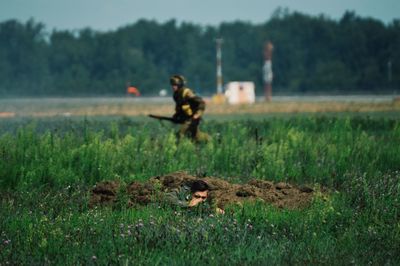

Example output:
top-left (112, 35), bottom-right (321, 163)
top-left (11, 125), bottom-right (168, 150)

top-left (0, 19), bottom-right (49, 96)
top-left (0, 11), bottom-right (399, 96)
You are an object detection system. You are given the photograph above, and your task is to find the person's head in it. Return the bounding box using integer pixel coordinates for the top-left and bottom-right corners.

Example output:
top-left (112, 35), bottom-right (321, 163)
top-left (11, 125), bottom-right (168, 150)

top-left (170, 75), bottom-right (186, 92)
top-left (188, 180), bottom-right (209, 207)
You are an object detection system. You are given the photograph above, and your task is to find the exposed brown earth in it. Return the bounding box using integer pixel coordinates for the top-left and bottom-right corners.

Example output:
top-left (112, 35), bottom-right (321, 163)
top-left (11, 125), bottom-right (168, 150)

top-left (89, 171), bottom-right (316, 210)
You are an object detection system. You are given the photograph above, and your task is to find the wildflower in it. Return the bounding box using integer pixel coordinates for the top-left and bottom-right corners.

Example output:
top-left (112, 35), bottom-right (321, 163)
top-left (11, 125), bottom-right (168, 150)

top-left (92, 255), bottom-right (97, 260)
top-left (3, 239), bottom-right (11, 245)
top-left (120, 233), bottom-right (125, 238)
top-left (257, 235), bottom-right (261, 239)
top-left (136, 223), bottom-right (144, 228)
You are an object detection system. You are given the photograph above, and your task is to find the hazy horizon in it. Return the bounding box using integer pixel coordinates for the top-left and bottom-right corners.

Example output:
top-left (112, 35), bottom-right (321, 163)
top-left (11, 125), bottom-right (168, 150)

top-left (1, 0), bottom-right (399, 32)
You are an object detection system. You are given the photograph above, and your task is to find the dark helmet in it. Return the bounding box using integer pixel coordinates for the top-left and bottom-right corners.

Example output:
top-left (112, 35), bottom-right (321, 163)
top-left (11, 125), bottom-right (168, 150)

top-left (170, 75), bottom-right (186, 87)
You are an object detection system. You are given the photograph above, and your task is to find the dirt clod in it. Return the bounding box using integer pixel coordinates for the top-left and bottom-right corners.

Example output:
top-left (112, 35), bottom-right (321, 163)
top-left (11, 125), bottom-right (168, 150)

top-left (275, 182), bottom-right (292, 190)
top-left (88, 180), bottom-right (120, 208)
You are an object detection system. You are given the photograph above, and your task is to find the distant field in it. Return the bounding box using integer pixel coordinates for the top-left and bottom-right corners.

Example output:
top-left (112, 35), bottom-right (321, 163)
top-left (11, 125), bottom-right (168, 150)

top-left (1, 95), bottom-right (400, 118)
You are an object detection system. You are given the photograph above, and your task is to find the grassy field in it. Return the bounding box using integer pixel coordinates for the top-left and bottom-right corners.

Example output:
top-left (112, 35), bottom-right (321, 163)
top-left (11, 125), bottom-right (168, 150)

top-left (1, 101), bottom-right (400, 265)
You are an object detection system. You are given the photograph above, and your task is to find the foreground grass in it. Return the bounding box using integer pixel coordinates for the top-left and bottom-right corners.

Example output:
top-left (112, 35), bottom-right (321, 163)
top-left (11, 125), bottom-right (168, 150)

top-left (1, 116), bottom-right (400, 265)
top-left (1, 187), bottom-right (399, 265)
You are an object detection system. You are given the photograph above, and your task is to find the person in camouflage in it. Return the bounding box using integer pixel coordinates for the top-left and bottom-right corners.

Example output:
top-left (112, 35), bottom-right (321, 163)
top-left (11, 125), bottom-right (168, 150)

top-left (170, 75), bottom-right (210, 142)
top-left (163, 180), bottom-right (210, 209)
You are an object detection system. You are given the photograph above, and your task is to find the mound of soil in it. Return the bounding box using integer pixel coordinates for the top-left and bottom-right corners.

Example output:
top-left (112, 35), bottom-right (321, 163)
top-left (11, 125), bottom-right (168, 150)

top-left (88, 180), bottom-right (120, 207)
top-left (89, 171), bottom-right (315, 209)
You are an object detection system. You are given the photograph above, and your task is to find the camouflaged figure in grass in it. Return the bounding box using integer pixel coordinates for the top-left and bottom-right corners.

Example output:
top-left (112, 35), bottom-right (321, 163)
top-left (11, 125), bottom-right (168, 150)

top-left (170, 75), bottom-right (210, 142)
top-left (163, 180), bottom-right (211, 209)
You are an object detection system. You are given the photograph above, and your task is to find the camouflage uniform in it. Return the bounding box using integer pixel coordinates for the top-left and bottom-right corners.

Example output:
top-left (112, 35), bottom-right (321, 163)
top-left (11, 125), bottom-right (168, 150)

top-left (163, 185), bottom-right (192, 208)
top-left (163, 184), bottom-right (212, 213)
top-left (172, 87), bottom-right (210, 142)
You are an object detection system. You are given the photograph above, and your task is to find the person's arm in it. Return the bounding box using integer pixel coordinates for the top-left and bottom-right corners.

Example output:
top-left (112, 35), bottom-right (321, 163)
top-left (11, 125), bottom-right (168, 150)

top-left (183, 89), bottom-right (205, 119)
top-left (163, 191), bottom-right (189, 208)
top-left (162, 186), bottom-right (192, 208)
top-left (216, 207), bottom-right (225, 214)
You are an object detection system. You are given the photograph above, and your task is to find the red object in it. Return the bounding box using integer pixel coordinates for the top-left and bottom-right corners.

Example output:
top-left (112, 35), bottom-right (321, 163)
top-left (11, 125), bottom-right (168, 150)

top-left (127, 86), bottom-right (140, 96)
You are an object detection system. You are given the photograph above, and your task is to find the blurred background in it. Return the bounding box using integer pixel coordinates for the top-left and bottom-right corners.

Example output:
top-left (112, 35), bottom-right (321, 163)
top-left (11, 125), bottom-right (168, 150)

top-left (0, 0), bottom-right (399, 108)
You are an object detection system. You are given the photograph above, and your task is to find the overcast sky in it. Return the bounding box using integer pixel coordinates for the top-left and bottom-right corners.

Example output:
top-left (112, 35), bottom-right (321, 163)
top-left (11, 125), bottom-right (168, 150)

top-left (1, 0), bottom-right (399, 31)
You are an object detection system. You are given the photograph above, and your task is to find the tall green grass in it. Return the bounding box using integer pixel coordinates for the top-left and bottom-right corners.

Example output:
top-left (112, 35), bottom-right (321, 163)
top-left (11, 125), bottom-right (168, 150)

top-left (1, 116), bottom-right (399, 265)
top-left (0, 116), bottom-right (399, 189)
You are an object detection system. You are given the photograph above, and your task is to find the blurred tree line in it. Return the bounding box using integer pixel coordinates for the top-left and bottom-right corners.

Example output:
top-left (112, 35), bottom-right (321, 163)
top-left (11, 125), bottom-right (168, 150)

top-left (0, 10), bottom-right (399, 96)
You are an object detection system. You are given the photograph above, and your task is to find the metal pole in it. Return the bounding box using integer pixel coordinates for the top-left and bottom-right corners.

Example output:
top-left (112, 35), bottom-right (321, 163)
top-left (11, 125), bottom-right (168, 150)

top-left (263, 41), bottom-right (274, 101)
top-left (216, 38), bottom-right (223, 94)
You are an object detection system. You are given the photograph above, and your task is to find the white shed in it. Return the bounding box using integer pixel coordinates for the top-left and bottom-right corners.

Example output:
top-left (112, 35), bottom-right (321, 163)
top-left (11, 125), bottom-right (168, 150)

top-left (224, 81), bottom-right (256, 105)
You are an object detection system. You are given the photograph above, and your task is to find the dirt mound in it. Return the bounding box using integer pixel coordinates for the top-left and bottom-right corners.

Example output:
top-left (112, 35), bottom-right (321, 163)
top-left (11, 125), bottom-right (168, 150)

top-left (88, 180), bottom-right (121, 208)
top-left (89, 171), bottom-right (315, 209)
top-left (126, 181), bottom-right (157, 205)
top-left (203, 177), bottom-right (313, 209)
